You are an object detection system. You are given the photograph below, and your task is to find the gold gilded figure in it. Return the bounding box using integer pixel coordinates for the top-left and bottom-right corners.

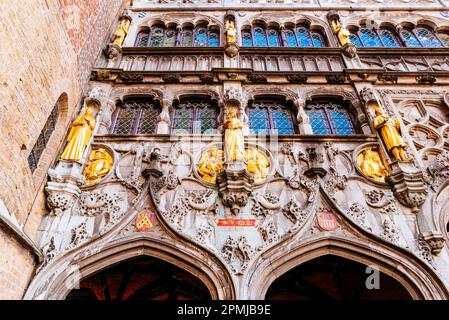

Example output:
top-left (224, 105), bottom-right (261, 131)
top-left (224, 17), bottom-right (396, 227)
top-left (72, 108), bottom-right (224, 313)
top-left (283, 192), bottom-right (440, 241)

top-left (113, 18), bottom-right (131, 46)
top-left (245, 148), bottom-right (270, 183)
top-left (356, 149), bottom-right (389, 183)
top-left (83, 148), bottom-right (113, 184)
top-left (60, 106), bottom-right (96, 162)
top-left (225, 20), bottom-right (237, 43)
top-left (373, 107), bottom-right (412, 162)
top-left (331, 19), bottom-right (351, 47)
top-left (198, 146), bottom-right (224, 184)
top-left (224, 108), bottom-right (245, 162)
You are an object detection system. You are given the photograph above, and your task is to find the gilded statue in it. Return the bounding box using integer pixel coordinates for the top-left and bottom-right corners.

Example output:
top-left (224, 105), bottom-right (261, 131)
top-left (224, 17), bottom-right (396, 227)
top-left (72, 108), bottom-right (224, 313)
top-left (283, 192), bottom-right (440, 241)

top-left (198, 146), bottom-right (224, 184)
top-left (373, 107), bottom-right (412, 162)
top-left (331, 19), bottom-right (351, 47)
top-left (83, 148), bottom-right (113, 184)
top-left (225, 19), bottom-right (237, 43)
top-left (60, 106), bottom-right (96, 162)
top-left (113, 18), bottom-right (131, 46)
top-left (224, 107), bottom-right (245, 162)
top-left (356, 149), bottom-right (389, 183)
top-left (245, 148), bottom-right (270, 183)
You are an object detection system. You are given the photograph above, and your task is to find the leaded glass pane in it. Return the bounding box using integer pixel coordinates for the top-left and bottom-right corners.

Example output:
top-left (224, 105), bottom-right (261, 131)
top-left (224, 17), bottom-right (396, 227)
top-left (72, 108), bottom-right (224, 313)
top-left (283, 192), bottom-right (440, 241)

top-left (135, 30), bottom-right (150, 47)
top-left (379, 29), bottom-right (401, 47)
top-left (173, 108), bottom-right (193, 133)
top-left (284, 29), bottom-right (297, 47)
top-left (198, 107), bottom-right (218, 134)
top-left (437, 32), bottom-right (449, 47)
top-left (254, 27), bottom-right (268, 47)
top-left (349, 33), bottom-right (363, 47)
top-left (329, 109), bottom-right (355, 134)
top-left (138, 107), bottom-right (160, 134)
top-left (307, 110), bottom-right (331, 135)
top-left (164, 29), bottom-right (177, 47)
top-left (311, 32), bottom-right (326, 47)
top-left (242, 31), bottom-right (253, 46)
top-left (249, 100), bottom-right (294, 134)
top-left (113, 109), bottom-right (135, 134)
top-left (415, 27), bottom-right (442, 47)
top-left (194, 28), bottom-right (208, 47)
top-left (296, 27), bottom-right (313, 47)
top-left (400, 30), bottom-right (421, 47)
top-left (267, 29), bottom-right (281, 47)
top-left (149, 28), bottom-right (164, 47)
top-left (249, 109), bottom-right (270, 134)
top-left (208, 31), bottom-right (219, 47)
top-left (272, 110), bottom-right (295, 134)
top-left (182, 30), bottom-right (193, 47)
top-left (359, 28), bottom-right (383, 47)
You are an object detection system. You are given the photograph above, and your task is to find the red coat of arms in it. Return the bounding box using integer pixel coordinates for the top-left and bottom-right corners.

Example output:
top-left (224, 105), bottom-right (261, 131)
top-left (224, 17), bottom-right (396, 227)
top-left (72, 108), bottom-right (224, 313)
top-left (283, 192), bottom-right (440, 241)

top-left (136, 211), bottom-right (155, 232)
top-left (317, 212), bottom-right (336, 231)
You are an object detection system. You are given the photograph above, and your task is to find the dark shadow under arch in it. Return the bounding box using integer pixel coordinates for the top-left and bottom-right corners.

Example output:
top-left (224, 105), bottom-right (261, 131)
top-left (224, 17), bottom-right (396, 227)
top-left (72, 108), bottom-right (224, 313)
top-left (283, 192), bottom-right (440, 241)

top-left (265, 255), bottom-right (412, 300)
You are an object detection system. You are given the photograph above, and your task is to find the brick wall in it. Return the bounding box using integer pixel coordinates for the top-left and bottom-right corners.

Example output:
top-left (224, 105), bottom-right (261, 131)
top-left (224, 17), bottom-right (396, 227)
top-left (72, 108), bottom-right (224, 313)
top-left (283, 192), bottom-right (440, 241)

top-left (0, 0), bottom-right (124, 299)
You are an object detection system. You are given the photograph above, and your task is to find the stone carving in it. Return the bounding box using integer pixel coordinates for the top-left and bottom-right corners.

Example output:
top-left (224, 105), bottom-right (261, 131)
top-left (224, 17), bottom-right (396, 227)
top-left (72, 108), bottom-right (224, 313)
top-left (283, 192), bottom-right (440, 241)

top-left (37, 237), bottom-right (58, 273)
top-left (326, 74), bottom-right (348, 84)
top-left (199, 72), bottom-right (214, 83)
top-left (421, 232), bottom-right (445, 255)
top-left (251, 193), bottom-right (280, 217)
top-left (282, 199), bottom-right (310, 230)
top-left (377, 74), bottom-right (398, 84)
top-left (90, 70), bottom-right (111, 81)
top-left (104, 43), bottom-right (122, 60)
top-left (46, 193), bottom-right (74, 216)
top-left (380, 217), bottom-right (400, 244)
top-left (416, 75), bottom-right (436, 85)
top-left (162, 74), bottom-right (181, 83)
top-left (118, 73), bottom-right (144, 83)
top-left (245, 148), bottom-right (270, 183)
top-left (345, 203), bottom-right (370, 230)
top-left (68, 222), bottom-right (89, 249)
top-left (195, 224), bottom-right (214, 245)
top-left (221, 236), bottom-right (255, 274)
top-left (417, 236), bottom-right (436, 268)
top-left (424, 151), bottom-right (449, 191)
top-left (327, 11), bottom-right (356, 58)
top-left (247, 73), bottom-right (267, 83)
top-left (117, 55), bottom-right (224, 72)
top-left (323, 168), bottom-right (347, 200)
top-left (286, 74), bottom-right (307, 84)
top-left (241, 55), bottom-right (344, 72)
top-left (162, 193), bottom-right (190, 227)
top-left (152, 170), bottom-right (179, 194)
top-left (257, 221), bottom-right (280, 247)
top-left (364, 190), bottom-right (398, 215)
top-left (79, 191), bottom-right (124, 217)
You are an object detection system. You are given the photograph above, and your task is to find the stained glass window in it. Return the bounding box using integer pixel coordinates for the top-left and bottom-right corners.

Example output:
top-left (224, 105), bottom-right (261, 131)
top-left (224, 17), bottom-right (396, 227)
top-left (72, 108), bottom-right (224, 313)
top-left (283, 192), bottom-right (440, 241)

top-left (438, 32), bottom-right (449, 47)
top-left (349, 32), bottom-right (363, 47)
top-left (149, 27), bottom-right (164, 47)
top-left (254, 27), bottom-right (268, 47)
top-left (135, 30), bottom-right (150, 47)
top-left (306, 101), bottom-right (356, 135)
top-left (379, 29), bottom-right (401, 47)
top-left (267, 29), bottom-right (281, 47)
top-left (248, 100), bottom-right (295, 135)
top-left (242, 31), bottom-right (253, 46)
top-left (400, 30), bottom-right (422, 47)
top-left (112, 98), bottom-right (161, 134)
top-left (284, 29), bottom-right (297, 47)
top-left (182, 29), bottom-right (193, 47)
top-left (415, 27), bottom-right (442, 47)
top-left (28, 101), bottom-right (59, 173)
top-left (164, 29), bottom-right (177, 47)
top-left (296, 27), bottom-right (313, 47)
top-left (311, 31), bottom-right (326, 47)
top-left (208, 30), bottom-right (220, 47)
top-left (359, 28), bottom-right (383, 47)
top-left (194, 28), bottom-right (208, 47)
top-left (171, 98), bottom-right (218, 134)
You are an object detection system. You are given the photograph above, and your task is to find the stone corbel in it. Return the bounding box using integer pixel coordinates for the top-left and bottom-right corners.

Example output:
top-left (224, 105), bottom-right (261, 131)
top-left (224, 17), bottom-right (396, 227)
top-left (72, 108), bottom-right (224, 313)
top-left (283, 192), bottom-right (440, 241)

top-left (294, 99), bottom-right (312, 134)
top-left (156, 99), bottom-right (171, 134)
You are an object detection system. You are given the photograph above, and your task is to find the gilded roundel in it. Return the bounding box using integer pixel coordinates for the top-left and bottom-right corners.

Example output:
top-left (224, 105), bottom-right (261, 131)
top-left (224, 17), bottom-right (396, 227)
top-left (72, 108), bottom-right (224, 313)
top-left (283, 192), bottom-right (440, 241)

top-left (83, 148), bottom-right (114, 185)
top-left (355, 147), bottom-right (389, 184)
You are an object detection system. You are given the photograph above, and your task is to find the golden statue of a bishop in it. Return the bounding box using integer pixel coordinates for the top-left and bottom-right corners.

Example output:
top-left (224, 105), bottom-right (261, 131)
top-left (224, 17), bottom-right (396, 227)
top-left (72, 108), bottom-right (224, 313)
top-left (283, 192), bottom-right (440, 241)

top-left (224, 108), bottom-right (245, 162)
top-left (60, 106), bottom-right (96, 162)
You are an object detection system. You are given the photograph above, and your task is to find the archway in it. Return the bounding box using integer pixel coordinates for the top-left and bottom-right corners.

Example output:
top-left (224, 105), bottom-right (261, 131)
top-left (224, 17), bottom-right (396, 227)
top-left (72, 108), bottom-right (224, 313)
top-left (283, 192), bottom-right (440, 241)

top-left (66, 256), bottom-right (211, 300)
top-left (265, 255), bottom-right (412, 300)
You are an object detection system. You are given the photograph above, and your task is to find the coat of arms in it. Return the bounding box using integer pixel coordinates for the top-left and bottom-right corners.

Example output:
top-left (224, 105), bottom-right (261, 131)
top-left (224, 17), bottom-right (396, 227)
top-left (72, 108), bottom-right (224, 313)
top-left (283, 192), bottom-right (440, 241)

top-left (317, 212), bottom-right (336, 231)
top-left (136, 211), bottom-right (155, 232)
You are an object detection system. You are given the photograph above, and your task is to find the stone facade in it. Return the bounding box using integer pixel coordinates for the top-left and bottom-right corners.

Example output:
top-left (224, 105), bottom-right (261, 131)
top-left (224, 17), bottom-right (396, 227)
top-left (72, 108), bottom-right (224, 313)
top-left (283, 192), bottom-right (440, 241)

top-left (3, 0), bottom-right (449, 300)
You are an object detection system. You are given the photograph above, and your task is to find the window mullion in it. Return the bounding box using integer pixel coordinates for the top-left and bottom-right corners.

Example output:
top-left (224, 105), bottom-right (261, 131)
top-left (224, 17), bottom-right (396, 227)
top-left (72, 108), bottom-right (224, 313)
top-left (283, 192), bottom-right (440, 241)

top-left (376, 30), bottom-right (386, 47)
top-left (324, 107), bottom-right (334, 134)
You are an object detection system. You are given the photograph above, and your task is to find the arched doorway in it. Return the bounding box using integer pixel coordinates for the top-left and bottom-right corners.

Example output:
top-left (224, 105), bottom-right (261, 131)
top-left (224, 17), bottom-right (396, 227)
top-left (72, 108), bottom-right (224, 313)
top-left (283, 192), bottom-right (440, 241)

top-left (265, 255), bottom-right (412, 300)
top-left (66, 256), bottom-right (212, 300)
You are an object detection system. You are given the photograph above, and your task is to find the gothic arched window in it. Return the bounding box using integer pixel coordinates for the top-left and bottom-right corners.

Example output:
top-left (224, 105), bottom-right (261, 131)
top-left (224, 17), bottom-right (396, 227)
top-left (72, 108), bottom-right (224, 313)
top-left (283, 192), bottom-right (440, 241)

top-left (111, 98), bottom-right (161, 134)
top-left (311, 31), bottom-right (327, 47)
top-left (194, 27), bottom-right (208, 47)
top-left (379, 28), bottom-right (402, 47)
top-left (305, 101), bottom-right (356, 135)
top-left (254, 27), bottom-right (268, 47)
top-left (208, 29), bottom-right (220, 47)
top-left (359, 27), bottom-right (383, 47)
top-left (414, 27), bottom-right (443, 47)
top-left (171, 97), bottom-right (218, 134)
top-left (149, 27), bottom-right (165, 47)
top-left (284, 29), bottom-right (297, 47)
top-left (437, 31), bottom-right (449, 47)
top-left (182, 29), bottom-right (194, 47)
top-left (349, 31), bottom-right (363, 47)
top-left (242, 30), bottom-right (253, 46)
top-left (135, 29), bottom-right (150, 47)
top-left (248, 99), bottom-right (295, 135)
top-left (267, 28), bottom-right (281, 47)
top-left (28, 101), bottom-right (59, 173)
top-left (296, 27), bottom-right (313, 47)
top-left (400, 29), bottom-right (422, 47)
top-left (163, 28), bottom-right (177, 47)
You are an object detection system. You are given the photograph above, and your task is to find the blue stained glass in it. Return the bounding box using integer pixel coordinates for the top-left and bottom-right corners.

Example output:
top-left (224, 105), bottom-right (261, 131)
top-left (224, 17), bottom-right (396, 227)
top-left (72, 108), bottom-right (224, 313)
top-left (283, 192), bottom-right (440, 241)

top-left (349, 33), bottom-right (363, 47)
top-left (311, 32), bottom-right (326, 47)
top-left (267, 29), bottom-right (281, 47)
top-left (284, 29), bottom-right (297, 47)
top-left (415, 27), bottom-right (442, 47)
top-left (329, 110), bottom-right (355, 134)
top-left (254, 27), bottom-right (268, 47)
top-left (359, 28), bottom-right (383, 47)
top-left (297, 27), bottom-right (313, 47)
top-left (400, 30), bottom-right (422, 47)
top-left (249, 109), bottom-right (269, 134)
top-left (208, 31), bottom-right (219, 47)
top-left (438, 32), bottom-right (449, 47)
top-left (242, 31), bottom-right (253, 46)
top-left (194, 28), bottom-right (208, 47)
top-left (379, 29), bottom-right (401, 47)
top-left (307, 110), bottom-right (331, 135)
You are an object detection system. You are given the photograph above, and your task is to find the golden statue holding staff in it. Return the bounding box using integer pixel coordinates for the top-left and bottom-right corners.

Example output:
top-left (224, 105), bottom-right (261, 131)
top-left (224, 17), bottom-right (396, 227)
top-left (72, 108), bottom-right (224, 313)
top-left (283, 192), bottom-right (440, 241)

top-left (224, 107), bottom-right (245, 162)
top-left (245, 148), bottom-right (270, 183)
top-left (60, 106), bottom-right (96, 162)
top-left (373, 107), bottom-right (412, 162)
top-left (225, 19), bottom-right (237, 43)
top-left (83, 148), bottom-right (113, 184)
top-left (356, 148), bottom-right (389, 183)
top-left (198, 146), bottom-right (224, 184)
top-left (113, 18), bottom-right (131, 46)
